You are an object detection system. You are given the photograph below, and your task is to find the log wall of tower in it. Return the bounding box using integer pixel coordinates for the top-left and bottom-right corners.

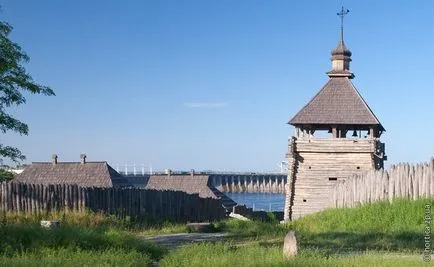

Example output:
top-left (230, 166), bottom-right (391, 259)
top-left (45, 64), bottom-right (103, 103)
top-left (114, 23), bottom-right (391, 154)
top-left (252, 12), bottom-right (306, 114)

top-left (285, 137), bottom-right (385, 220)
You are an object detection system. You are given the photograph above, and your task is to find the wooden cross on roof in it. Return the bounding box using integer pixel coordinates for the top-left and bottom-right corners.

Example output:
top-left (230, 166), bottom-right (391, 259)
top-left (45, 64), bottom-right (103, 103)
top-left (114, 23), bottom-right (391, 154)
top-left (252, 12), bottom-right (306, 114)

top-left (337, 6), bottom-right (350, 43)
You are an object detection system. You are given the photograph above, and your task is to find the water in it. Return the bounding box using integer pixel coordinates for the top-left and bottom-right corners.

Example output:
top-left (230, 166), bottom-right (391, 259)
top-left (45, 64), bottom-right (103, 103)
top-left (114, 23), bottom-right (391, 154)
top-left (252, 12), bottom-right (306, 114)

top-left (224, 192), bottom-right (285, 211)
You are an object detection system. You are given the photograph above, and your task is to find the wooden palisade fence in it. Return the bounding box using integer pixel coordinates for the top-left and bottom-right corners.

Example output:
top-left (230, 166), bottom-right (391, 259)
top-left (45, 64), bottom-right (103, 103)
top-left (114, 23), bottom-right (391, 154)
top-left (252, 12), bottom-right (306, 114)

top-left (0, 182), bottom-right (226, 222)
top-left (330, 158), bottom-right (434, 208)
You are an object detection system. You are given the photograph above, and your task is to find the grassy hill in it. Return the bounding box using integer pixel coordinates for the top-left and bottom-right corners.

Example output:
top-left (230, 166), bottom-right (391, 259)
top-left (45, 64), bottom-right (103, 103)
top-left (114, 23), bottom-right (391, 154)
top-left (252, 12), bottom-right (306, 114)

top-left (162, 198), bottom-right (434, 266)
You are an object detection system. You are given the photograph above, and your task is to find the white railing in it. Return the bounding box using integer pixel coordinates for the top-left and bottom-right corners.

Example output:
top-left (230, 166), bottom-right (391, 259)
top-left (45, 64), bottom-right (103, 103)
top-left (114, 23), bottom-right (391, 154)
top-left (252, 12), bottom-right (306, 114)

top-left (114, 164), bottom-right (286, 176)
top-left (252, 202), bottom-right (284, 212)
top-left (115, 164), bottom-right (149, 176)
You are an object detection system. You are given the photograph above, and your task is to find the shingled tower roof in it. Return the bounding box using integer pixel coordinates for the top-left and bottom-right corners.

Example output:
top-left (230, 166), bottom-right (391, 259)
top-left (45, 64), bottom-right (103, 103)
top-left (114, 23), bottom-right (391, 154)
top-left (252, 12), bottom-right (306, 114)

top-left (289, 7), bottom-right (384, 132)
top-left (289, 78), bottom-right (384, 130)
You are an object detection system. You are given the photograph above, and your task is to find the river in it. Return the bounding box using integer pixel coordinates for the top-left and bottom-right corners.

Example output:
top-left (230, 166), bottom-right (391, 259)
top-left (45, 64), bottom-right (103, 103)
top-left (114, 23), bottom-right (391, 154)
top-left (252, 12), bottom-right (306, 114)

top-left (223, 192), bottom-right (285, 211)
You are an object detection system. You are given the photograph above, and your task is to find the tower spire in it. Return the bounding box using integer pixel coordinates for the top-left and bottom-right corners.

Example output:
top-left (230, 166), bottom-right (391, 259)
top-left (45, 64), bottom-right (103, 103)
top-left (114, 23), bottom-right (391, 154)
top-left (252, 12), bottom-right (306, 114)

top-left (337, 6), bottom-right (349, 44)
top-left (327, 6), bottom-right (353, 78)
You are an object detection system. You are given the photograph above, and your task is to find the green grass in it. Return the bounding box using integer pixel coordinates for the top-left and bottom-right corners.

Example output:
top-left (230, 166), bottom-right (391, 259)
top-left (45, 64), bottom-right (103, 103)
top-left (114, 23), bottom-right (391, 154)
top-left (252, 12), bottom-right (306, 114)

top-left (292, 197), bottom-right (432, 233)
top-left (212, 198), bottom-right (434, 253)
top-left (290, 197), bottom-right (434, 254)
top-left (138, 221), bottom-right (189, 236)
top-left (0, 209), bottom-right (189, 265)
top-left (160, 243), bottom-right (428, 267)
top-left (160, 198), bottom-right (434, 266)
top-left (1, 198), bottom-right (433, 266)
top-left (0, 210), bottom-right (188, 234)
top-left (0, 221), bottom-right (168, 265)
top-left (0, 223), bottom-right (167, 258)
top-left (0, 248), bottom-right (151, 267)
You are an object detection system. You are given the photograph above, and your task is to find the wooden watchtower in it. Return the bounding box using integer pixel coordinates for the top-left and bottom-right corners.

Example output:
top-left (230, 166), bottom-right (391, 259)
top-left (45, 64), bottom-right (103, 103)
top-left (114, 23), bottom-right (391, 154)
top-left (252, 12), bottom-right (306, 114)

top-left (284, 8), bottom-right (386, 220)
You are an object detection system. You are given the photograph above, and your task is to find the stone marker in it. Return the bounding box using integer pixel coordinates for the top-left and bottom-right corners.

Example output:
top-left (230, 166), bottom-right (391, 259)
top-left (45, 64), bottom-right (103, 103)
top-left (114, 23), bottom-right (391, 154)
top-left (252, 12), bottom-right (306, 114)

top-left (40, 220), bottom-right (60, 229)
top-left (283, 231), bottom-right (298, 258)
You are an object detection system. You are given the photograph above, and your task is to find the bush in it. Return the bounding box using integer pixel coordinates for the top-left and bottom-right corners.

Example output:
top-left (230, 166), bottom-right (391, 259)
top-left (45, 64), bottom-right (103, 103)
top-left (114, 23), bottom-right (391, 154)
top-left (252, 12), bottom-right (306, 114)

top-left (0, 169), bottom-right (14, 182)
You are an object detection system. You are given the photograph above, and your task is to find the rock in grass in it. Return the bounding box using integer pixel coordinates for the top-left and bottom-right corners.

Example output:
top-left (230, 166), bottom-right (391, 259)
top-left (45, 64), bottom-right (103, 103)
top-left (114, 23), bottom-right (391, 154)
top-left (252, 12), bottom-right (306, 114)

top-left (40, 220), bottom-right (60, 229)
top-left (283, 231), bottom-right (298, 258)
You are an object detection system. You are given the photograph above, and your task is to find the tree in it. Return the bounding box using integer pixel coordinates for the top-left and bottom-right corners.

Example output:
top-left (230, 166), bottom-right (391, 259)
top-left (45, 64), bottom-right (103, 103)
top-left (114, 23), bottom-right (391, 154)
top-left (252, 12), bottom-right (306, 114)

top-left (0, 19), bottom-right (55, 163)
top-left (0, 168), bottom-right (14, 182)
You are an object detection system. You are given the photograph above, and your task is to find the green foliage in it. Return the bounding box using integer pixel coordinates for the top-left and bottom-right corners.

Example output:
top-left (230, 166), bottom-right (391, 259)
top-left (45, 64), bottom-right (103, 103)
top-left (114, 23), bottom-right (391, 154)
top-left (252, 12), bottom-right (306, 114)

top-left (286, 198), bottom-right (434, 254)
top-left (0, 168), bottom-right (13, 182)
top-left (160, 243), bottom-right (427, 267)
top-left (290, 198), bottom-right (434, 234)
top-left (266, 211), bottom-right (278, 223)
top-left (142, 221), bottom-right (189, 236)
top-left (162, 198), bottom-right (434, 266)
top-left (0, 210), bottom-right (189, 235)
top-left (214, 198), bottom-right (434, 253)
top-left (0, 19), bottom-right (55, 162)
top-left (160, 243), bottom-right (284, 267)
top-left (0, 222), bottom-right (167, 260)
top-left (0, 248), bottom-right (151, 267)
top-left (215, 219), bottom-right (288, 238)
top-left (0, 210), bottom-right (175, 265)
top-left (1, 199), bottom-right (433, 266)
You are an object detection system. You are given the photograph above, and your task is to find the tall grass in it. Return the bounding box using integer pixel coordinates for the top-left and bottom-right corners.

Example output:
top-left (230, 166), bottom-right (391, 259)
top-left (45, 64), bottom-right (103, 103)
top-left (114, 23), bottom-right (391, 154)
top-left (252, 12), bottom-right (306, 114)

top-left (216, 198), bottom-right (434, 236)
top-left (1, 198), bottom-right (432, 266)
top-left (288, 198), bottom-right (434, 253)
top-left (291, 197), bottom-right (434, 234)
top-left (160, 243), bottom-right (428, 267)
top-left (160, 243), bottom-right (284, 267)
top-left (214, 198), bottom-right (434, 252)
top-left (0, 248), bottom-right (151, 267)
top-left (215, 219), bottom-right (288, 237)
top-left (160, 198), bottom-right (434, 266)
top-left (0, 210), bottom-right (188, 234)
top-left (0, 209), bottom-right (189, 265)
top-left (0, 222), bottom-right (167, 262)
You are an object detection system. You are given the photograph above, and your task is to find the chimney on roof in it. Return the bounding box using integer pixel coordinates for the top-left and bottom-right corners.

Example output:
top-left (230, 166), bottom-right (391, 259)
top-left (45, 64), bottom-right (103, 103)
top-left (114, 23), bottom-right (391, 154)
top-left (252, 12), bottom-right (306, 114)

top-left (190, 169), bottom-right (195, 176)
top-left (80, 154), bottom-right (86, 164)
top-left (51, 154), bottom-right (58, 165)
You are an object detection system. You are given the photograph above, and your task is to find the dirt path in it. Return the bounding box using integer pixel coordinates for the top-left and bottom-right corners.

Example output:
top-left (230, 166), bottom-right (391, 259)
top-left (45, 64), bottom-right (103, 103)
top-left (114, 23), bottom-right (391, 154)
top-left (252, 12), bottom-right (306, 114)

top-left (144, 232), bottom-right (229, 250)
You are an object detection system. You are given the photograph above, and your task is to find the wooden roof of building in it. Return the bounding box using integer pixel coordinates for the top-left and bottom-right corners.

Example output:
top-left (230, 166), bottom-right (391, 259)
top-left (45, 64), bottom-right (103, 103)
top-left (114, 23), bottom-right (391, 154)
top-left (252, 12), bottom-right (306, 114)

top-left (288, 77), bottom-right (384, 131)
top-left (14, 161), bottom-right (130, 188)
top-left (145, 175), bottom-right (217, 199)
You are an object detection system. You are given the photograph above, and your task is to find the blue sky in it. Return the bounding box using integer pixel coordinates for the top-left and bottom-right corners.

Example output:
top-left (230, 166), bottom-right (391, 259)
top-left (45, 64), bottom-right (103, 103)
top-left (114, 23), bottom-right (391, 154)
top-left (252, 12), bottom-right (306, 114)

top-left (1, 1), bottom-right (433, 172)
